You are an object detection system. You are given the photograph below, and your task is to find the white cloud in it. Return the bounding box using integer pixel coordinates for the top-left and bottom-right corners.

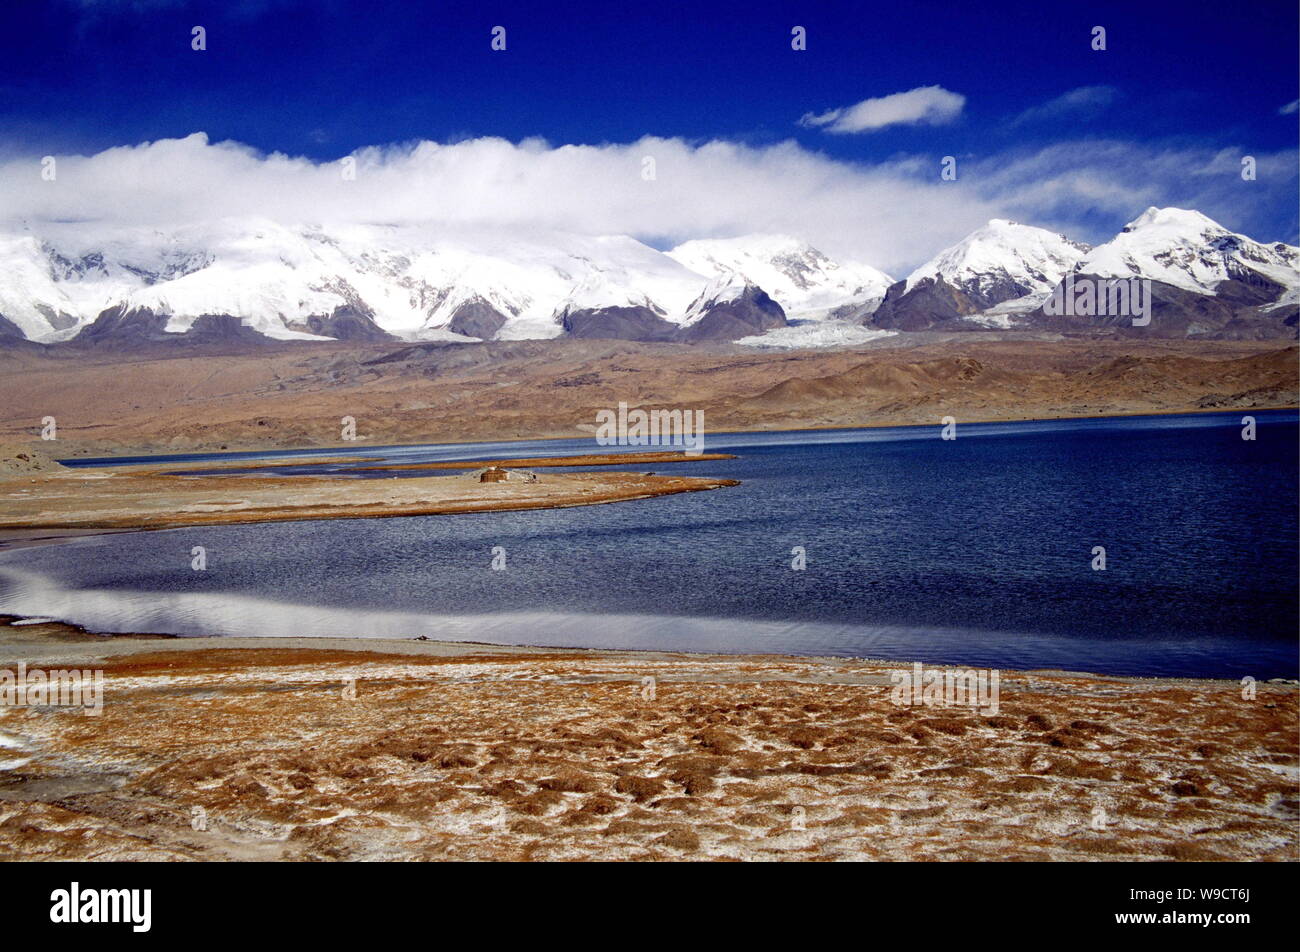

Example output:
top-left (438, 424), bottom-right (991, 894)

top-left (1, 132), bottom-right (1294, 275)
top-left (1281, 99), bottom-right (1299, 115)
top-left (1012, 86), bottom-right (1119, 125)
top-left (799, 86), bottom-right (966, 134)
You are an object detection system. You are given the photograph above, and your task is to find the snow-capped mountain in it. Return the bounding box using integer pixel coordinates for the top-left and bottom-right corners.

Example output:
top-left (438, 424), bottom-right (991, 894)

top-left (903, 219), bottom-right (1090, 306)
top-left (677, 273), bottom-right (788, 342)
top-left (0, 220), bottom-right (396, 343)
top-left (870, 220), bottom-right (1090, 331)
top-left (1021, 208), bottom-right (1300, 339)
top-left (1, 208), bottom-right (1295, 347)
top-left (0, 231), bottom-right (210, 342)
top-left (405, 232), bottom-right (706, 342)
top-left (0, 221), bottom-right (783, 345)
top-left (1073, 207), bottom-right (1299, 294)
top-left (556, 270), bottom-right (681, 342)
top-left (667, 235), bottom-right (893, 319)
top-left (682, 272), bottom-right (748, 322)
top-left (866, 210), bottom-right (1299, 338)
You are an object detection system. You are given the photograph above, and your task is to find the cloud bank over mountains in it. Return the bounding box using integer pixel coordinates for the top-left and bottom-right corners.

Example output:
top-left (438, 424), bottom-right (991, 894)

top-left (1, 131), bottom-right (1294, 275)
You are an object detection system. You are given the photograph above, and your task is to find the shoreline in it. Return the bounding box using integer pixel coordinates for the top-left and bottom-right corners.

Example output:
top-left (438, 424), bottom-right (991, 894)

top-left (0, 613), bottom-right (1283, 688)
top-left (2, 600), bottom-right (1293, 687)
top-left (49, 403), bottom-right (1300, 465)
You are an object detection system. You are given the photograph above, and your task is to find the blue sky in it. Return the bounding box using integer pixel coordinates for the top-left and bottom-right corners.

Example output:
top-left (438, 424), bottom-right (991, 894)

top-left (1, 0), bottom-right (1297, 270)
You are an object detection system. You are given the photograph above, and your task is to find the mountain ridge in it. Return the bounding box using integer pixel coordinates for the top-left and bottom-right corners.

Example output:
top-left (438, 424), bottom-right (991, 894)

top-left (2, 208), bottom-right (1295, 347)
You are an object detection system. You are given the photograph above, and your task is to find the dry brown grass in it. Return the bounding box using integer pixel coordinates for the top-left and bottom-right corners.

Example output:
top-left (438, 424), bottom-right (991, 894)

top-left (1, 641), bottom-right (1295, 861)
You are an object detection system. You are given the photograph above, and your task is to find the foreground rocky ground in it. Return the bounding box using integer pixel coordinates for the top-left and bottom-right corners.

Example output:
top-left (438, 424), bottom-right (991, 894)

top-left (1, 625), bottom-right (1295, 861)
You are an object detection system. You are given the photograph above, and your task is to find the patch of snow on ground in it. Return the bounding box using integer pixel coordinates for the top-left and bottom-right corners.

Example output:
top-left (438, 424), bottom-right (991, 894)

top-left (1262, 284), bottom-right (1299, 312)
top-left (736, 321), bottom-right (897, 349)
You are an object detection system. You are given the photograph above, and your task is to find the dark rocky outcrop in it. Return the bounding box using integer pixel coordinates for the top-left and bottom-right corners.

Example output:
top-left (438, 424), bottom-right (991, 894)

top-left (292, 305), bottom-right (395, 341)
top-left (75, 304), bottom-right (393, 346)
top-left (0, 313), bottom-right (27, 343)
top-left (74, 306), bottom-right (274, 347)
top-left (184, 314), bottom-right (282, 344)
top-left (34, 304), bottom-right (79, 332)
top-left (445, 296), bottom-right (509, 340)
top-left (1026, 274), bottom-right (1299, 340)
top-left (867, 277), bottom-right (983, 331)
top-left (867, 266), bottom-right (1299, 340)
top-left (1220, 263), bottom-right (1291, 302)
top-left (560, 306), bottom-right (679, 342)
top-left (73, 305), bottom-right (173, 344)
top-left (677, 285), bottom-right (787, 342)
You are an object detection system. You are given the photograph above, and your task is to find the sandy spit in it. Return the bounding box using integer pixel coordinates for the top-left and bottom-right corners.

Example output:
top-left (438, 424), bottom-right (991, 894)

top-left (0, 451), bottom-right (739, 544)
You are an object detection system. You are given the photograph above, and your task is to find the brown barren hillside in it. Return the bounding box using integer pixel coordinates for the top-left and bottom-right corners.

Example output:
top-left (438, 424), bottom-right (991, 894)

top-left (0, 335), bottom-right (1295, 456)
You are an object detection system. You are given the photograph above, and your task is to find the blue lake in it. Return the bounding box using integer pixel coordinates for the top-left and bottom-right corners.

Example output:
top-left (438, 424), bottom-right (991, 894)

top-left (2, 411), bottom-right (1296, 679)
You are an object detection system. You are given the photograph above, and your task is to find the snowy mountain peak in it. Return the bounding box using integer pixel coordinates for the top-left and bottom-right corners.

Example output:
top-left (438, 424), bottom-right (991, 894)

top-left (677, 272), bottom-right (788, 343)
top-left (682, 272), bottom-right (750, 322)
top-left (904, 220), bottom-right (1090, 305)
top-left (1123, 206), bottom-right (1222, 234)
top-left (1080, 207), bottom-right (1300, 294)
top-left (675, 233), bottom-right (808, 260)
top-left (667, 234), bottom-right (892, 319)
top-left (557, 270), bottom-right (663, 315)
